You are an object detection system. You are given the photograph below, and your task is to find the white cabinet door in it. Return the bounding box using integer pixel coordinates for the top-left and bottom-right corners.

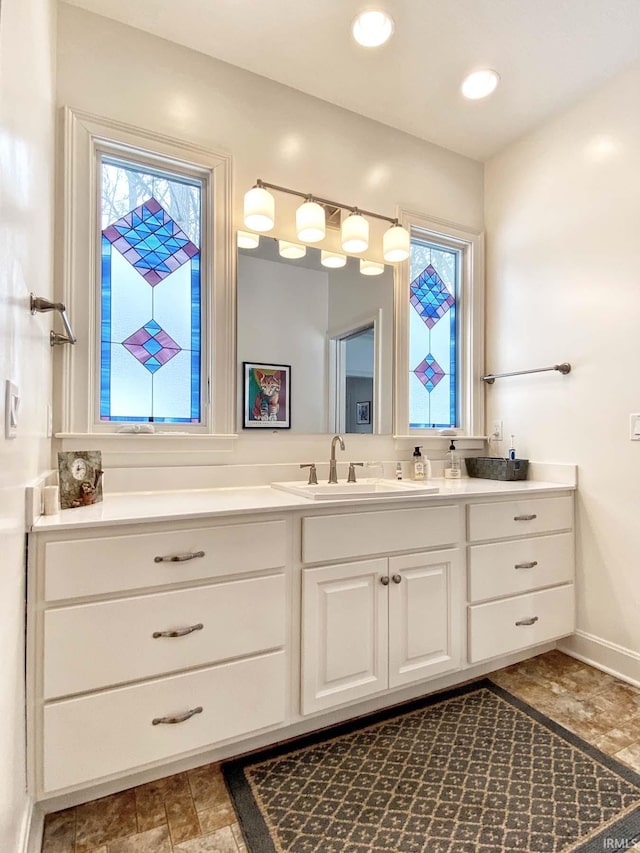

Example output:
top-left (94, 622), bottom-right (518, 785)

top-left (388, 549), bottom-right (463, 689)
top-left (301, 558), bottom-right (388, 715)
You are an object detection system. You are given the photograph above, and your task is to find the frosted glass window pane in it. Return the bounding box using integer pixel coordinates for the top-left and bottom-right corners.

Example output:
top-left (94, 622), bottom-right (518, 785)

top-left (100, 157), bottom-right (202, 423)
top-left (409, 237), bottom-right (458, 429)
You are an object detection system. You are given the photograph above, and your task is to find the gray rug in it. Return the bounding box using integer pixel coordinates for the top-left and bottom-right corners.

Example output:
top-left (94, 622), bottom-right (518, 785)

top-left (224, 680), bottom-right (640, 852)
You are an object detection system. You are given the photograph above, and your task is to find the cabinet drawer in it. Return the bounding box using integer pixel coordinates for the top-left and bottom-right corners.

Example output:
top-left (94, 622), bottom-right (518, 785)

top-left (468, 533), bottom-right (574, 603)
top-left (44, 520), bottom-right (287, 601)
top-left (43, 651), bottom-right (286, 792)
top-left (468, 584), bottom-right (574, 663)
top-left (302, 505), bottom-right (461, 564)
top-left (44, 574), bottom-right (285, 699)
top-left (468, 496), bottom-right (573, 542)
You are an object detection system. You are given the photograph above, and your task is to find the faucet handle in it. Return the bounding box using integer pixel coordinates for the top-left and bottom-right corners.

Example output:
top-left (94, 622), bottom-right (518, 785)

top-left (300, 463), bottom-right (318, 485)
top-left (347, 462), bottom-right (364, 483)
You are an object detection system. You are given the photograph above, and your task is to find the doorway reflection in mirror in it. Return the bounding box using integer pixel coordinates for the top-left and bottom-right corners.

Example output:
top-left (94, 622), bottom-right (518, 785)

top-left (237, 238), bottom-right (393, 434)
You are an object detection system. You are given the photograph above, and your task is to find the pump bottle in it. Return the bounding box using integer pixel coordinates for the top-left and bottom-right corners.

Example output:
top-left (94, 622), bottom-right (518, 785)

top-left (445, 439), bottom-right (461, 479)
top-left (412, 446), bottom-right (425, 480)
top-left (412, 446), bottom-right (431, 480)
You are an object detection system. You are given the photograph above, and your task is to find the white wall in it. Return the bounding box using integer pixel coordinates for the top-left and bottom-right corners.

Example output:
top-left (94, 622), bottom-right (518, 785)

top-left (485, 61), bottom-right (640, 676)
top-left (0, 0), bottom-right (56, 847)
top-left (56, 5), bottom-right (483, 240)
top-left (238, 256), bottom-right (328, 432)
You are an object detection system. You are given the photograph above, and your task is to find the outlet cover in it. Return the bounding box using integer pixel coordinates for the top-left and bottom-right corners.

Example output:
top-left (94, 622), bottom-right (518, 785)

top-left (491, 419), bottom-right (503, 441)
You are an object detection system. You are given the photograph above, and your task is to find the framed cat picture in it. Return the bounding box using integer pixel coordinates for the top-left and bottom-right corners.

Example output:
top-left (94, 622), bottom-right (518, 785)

top-left (243, 362), bottom-right (291, 429)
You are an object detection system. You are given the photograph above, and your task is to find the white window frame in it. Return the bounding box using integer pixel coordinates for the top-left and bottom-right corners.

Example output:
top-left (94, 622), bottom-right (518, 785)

top-left (394, 209), bottom-right (485, 438)
top-left (55, 108), bottom-right (234, 438)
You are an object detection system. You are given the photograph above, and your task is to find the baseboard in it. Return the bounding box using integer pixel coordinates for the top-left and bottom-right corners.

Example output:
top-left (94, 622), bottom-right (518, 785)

top-left (558, 631), bottom-right (640, 689)
top-left (15, 796), bottom-right (38, 853)
top-left (18, 797), bottom-right (44, 853)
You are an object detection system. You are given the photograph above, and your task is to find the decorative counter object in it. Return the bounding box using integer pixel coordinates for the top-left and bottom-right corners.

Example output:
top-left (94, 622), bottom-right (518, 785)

top-left (465, 456), bottom-right (529, 481)
top-left (57, 450), bottom-right (104, 509)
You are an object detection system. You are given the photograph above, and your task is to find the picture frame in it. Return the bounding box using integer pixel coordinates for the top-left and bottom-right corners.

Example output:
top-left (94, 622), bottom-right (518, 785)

top-left (57, 450), bottom-right (104, 510)
top-left (356, 400), bottom-right (371, 425)
top-left (243, 362), bottom-right (291, 429)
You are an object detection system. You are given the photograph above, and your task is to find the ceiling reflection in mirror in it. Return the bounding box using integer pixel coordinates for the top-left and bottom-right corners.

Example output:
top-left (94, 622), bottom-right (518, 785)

top-left (237, 237), bottom-right (393, 434)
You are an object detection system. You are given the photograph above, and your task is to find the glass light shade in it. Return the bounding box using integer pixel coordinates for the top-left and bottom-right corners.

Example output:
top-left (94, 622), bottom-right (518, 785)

top-left (320, 250), bottom-right (347, 268)
top-left (360, 259), bottom-right (385, 276)
top-left (243, 186), bottom-right (275, 231)
top-left (352, 10), bottom-right (395, 47)
top-left (278, 240), bottom-right (306, 259)
top-left (237, 230), bottom-right (260, 249)
top-left (383, 224), bottom-right (410, 262)
top-left (461, 69), bottom-right (500, 100)
top-left (341, 213), bottom-right (369, 253)
top-left (296, 201), bottom-right (326, 242)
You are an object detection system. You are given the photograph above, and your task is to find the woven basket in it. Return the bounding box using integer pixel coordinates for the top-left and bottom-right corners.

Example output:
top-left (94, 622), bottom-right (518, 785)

top-left (465, 456), bottom-right (529, 481)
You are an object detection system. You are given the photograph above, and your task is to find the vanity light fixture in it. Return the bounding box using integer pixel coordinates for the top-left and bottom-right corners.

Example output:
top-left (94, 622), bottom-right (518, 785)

top-left (243, 184), bottom-right (275, 231)
top-left (278, 240), bottom-right (307, 259)
top-left (243, 178), bottom-right (410, 262)
top-left (237, 230), bottom-right (260, 249)
top-left (461, 69), bottom-right (500, 100)
top-left (360, 259), bottom-right (385, 276)
top-left (320, 250), bottom-right (347, 268)
top-left (296, 199), bottom-right (326, 242)
top-left (341, 211), bottom-right (369, 253)
top-left (382, 223), bottom-right (410, 262)
top-left (352, 10), bottom-right (395, 47)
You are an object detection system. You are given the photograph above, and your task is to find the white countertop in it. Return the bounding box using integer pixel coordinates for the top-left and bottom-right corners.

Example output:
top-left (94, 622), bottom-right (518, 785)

top-left (32, 477), bottom-right (575, 532)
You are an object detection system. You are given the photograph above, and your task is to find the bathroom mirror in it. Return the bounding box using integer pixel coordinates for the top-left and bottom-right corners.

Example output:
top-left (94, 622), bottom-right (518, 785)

top-left (237, 238), bottom-right (393, 433)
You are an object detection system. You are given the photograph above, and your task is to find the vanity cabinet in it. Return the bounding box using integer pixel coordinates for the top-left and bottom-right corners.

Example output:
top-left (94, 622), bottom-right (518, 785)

top-left (28, 483), bottom-right (576, 801)
top-left (467, 496), bottom-right (575, 663)
top-left (300, 505), bottom-right (464, 715)
top-left (30, 518), bottom-right (290, 795)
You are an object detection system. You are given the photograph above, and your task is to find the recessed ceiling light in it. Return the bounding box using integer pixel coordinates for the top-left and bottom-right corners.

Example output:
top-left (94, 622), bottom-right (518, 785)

top-left (461, 69), bottom-right (500, 100)
top-left (352, 10), bottom-right (395, 47)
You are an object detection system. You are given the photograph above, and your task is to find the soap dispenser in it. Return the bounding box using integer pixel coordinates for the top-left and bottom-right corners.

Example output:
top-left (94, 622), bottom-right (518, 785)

top-left (412, 446), bottom-right (425, 480)
top-left (445, 439), bottom-right (461, 479)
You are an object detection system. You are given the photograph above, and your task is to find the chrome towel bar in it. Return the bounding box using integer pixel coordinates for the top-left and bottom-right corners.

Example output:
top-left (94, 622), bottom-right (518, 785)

top-left (481, 363), bottom-right (571, 384)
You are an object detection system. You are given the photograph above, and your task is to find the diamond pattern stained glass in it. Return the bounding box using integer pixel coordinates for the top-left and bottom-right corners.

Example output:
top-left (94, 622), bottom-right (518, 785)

top-left (408, 242), bottom-right (458, 429)
top-left (99, 159), bottom-right (202, 423)
top-left (414, 354), bottom-right (445, 392)
top-left (122, 321), bottom-right (181, 374)
top-left (410, 263), bottom-right (455, 329)
top-left (102, 198), bottom-right (199, 287)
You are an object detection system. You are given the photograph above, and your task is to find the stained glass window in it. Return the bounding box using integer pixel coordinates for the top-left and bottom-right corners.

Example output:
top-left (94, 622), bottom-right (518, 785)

top-left (409, 236), bottom-right (459, 428)
top-left (99, 157), bottom-right (203, 423)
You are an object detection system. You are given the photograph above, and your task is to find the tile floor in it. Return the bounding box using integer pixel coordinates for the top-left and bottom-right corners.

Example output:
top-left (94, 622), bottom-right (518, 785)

top-left (41, 650), bottom-right (640, 853)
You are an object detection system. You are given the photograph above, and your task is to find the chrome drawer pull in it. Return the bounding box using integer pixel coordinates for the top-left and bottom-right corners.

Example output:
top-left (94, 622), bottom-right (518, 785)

top-left (514, 561), bottom-right (538, 570)
top-left (514, 514), bottom-right (537, 521)
top-left (380, 576), bottom-right (390, 586)
top-left (154, 550), bottom-right (205, 563)
top-left (392, 574), bottom-right (402, 584)
top-left (152, 706), bottom-right (203, 726)
top-left (515, 616), bottom-right (539, 627)
top-left (152, 623), bottom-right (204, 639)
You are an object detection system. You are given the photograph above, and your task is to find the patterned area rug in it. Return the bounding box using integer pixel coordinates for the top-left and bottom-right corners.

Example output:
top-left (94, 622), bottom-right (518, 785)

top-left (223, 680), bottom-right (640, 853)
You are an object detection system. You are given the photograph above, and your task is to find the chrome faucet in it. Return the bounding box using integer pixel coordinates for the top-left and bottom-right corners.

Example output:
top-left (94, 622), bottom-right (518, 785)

top-left (328, 434), bottom-right (345, 483)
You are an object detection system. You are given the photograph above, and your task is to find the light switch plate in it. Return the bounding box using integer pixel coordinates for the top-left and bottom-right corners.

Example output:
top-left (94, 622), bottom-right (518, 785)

top-left (5, 380), bottom-right (19, 439)
top-left (630, 413), bottom-right (640, 441)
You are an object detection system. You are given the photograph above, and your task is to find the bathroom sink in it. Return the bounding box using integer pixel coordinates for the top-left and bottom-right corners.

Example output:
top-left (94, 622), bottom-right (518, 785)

top-left (271, 479), bottom-right (439, 501)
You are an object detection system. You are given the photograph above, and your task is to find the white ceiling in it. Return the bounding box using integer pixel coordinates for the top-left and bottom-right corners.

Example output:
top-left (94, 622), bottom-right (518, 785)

top-left (62, 0), bottom-right (640, 161)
